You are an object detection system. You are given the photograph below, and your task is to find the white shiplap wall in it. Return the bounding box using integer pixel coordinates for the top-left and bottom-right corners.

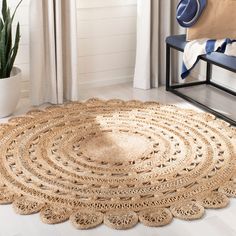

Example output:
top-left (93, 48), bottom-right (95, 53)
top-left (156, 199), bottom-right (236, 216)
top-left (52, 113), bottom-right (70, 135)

top-left (7, 0), bottom-right (30, 97)
top-left (77, 0), bottom-right (137, 87)
top-left (3, 0), bottom-right (138, 95)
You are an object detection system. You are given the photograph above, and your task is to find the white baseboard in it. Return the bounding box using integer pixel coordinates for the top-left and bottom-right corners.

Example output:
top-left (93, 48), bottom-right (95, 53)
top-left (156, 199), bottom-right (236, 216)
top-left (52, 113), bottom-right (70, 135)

top-left (78, 75), bottom-right (133, 89)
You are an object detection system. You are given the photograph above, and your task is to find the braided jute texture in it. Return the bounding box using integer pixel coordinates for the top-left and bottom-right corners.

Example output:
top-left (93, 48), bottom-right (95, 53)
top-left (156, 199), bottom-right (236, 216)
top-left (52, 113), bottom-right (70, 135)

top-left (0, 98), bottom-right (235, 230)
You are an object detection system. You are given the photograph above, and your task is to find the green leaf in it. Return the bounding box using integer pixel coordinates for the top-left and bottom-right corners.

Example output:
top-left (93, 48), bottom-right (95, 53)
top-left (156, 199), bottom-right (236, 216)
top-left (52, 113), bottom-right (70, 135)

top-left (4, 47), bottom-right (14, 77)
top-left (7, 22), bottom-right (20, 77)
top-left (6, 13), bottom-right (12, 62)
top-left (0, 18), bottom-right (3, 31)
top-left (1, 0), bottom-right (7, 22)
top-left (0, 23), bottom-right (7, 78)
top-left (0, 0), bottom-right (22, 78)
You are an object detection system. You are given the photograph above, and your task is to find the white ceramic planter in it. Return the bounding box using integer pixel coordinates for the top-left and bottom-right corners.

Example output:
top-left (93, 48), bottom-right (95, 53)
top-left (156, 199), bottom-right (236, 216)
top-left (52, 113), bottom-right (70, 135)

top-left (0, 67), bottom-right (21, 118)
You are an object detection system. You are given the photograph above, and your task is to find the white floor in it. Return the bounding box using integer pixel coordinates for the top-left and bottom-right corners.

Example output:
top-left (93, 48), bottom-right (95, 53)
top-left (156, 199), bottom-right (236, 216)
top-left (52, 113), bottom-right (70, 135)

top-left (0, 83), bottom-right (236, 236)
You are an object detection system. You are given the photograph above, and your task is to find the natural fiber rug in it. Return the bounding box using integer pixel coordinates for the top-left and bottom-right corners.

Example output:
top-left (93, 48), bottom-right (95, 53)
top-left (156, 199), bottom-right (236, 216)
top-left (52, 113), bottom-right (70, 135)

top-left (0, 99), bottom-right (235, 230)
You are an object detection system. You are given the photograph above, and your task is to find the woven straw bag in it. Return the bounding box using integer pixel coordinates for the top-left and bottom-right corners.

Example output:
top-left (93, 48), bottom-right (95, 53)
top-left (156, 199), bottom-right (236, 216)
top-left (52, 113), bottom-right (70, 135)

top-left (187, 0), bottom-right (236, 41)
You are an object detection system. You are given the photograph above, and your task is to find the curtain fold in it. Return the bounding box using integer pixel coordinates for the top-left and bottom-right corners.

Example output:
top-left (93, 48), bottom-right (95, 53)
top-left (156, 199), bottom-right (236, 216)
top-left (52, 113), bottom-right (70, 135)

top-left (134, 0), bottom-right (179, 90)
top-left (30, 0), bottom-right (79, 105)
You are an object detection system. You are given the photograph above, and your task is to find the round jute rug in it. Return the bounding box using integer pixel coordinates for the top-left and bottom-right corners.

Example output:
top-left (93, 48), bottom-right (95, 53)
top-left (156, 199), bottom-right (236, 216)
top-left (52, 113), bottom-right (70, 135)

top-left (0, 99), bottom-right (235, 230)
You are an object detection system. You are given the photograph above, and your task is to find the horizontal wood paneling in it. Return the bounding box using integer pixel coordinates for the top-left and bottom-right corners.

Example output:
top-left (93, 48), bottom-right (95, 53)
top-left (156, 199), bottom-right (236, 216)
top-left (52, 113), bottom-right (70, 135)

top-left (78, 34), bottom-right (136, 57)
top-left (79, 67), bottom-right (135, 83)
top-left (78, 51), bottom-right (136, 74)
top-left (77, 0), bottom-right (137, 87)
top-left (78, 0), bottom-right (137, 9)
top-left (78, 17), bottom-right (136, 39)
top-left (15, 45), bottom-right (29, 64)
top-left (3, 0), bottom-right (137, 96)
top-left (7, 0), bottom-right (30, 7)
top-left (14, 5), bottom-right (29, 26)
top-left (77, 5), bottom-right (137, 21)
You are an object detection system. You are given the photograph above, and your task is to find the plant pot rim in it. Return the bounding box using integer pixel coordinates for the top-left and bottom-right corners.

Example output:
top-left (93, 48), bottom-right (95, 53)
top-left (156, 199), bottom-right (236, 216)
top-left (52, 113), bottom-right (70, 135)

top-left (0, 67), bottom-right (21, 80)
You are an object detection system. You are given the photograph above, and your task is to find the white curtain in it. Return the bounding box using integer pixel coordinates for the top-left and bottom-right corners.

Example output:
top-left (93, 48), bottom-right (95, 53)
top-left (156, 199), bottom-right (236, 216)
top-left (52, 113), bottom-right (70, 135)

top-left (134, 0), bottom-right (179, 89)
top-left (30, 0), bottom-right (79, 105)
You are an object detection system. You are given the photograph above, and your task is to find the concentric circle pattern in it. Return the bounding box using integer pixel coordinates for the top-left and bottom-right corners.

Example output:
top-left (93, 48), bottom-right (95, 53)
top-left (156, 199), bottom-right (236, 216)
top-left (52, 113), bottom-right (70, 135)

top-left (0, 99), bottom-right (235, 230)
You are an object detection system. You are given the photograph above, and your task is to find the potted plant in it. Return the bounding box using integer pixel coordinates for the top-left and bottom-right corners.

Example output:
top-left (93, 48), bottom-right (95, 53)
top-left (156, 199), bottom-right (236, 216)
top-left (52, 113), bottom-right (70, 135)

top-left (0, 0), bottom-right (22, 118)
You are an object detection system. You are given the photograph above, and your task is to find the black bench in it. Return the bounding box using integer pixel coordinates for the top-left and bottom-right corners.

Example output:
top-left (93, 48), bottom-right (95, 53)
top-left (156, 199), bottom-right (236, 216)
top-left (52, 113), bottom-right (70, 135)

top-left (166, 34), bottom-right (236, 126)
